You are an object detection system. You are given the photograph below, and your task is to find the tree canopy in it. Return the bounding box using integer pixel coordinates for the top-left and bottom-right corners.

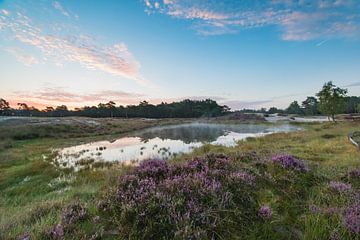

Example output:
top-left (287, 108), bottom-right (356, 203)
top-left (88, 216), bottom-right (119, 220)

top-left (0, 98), bottom-right (230, 118)
top-left (316, 81), bottom-right (347, 121)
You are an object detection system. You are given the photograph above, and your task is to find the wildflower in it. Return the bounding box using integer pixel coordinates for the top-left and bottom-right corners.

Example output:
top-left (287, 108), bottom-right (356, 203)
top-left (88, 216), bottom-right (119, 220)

top-left (343, 204), bottom-right (360, 234)
top-left (329, 229), bottom-right (341, 240)
top-left (271, 154), bottom-right (308, 172)
top-left (17, 233), bottom-right (30, 240)
top-left (62, 203), bottom-right (87, 225)
top-left (48, 224), bottom-right (64, 240)
top-left (136, 159), bottom-right (170, 181)
top-left (349, 169), bottom-right (360, 179)
top-left (309, 204), bottom-right (340, 216)
top-left (329, 181), bottom-right (352, 193)
top-left (230, 171), bottom-right (255, 185)
top-left (259, 205), bottom-right (272, 220)
top-left (309, 204), bottom-right (320, 213)
top-left (105, 155), bottom-right (258, 239)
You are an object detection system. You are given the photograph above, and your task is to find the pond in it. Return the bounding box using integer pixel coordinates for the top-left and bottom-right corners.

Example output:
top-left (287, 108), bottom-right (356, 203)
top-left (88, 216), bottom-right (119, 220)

top-left (54, 122), bottom-right (301, 171)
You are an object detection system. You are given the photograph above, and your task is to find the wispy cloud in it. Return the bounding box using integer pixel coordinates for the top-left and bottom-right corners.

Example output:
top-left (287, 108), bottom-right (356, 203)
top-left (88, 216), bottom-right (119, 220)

top-left (0, 7), bottom-right (147, 85)
top-left (7, 48), bottom-right (39, 66)
top-left (316, 39), bottom-right (329, 47)
top-left (52, 1), bottom-right (70, 17)
top-left (11, 88), bottom-right (146, 108)
top-left (342, 82), bottom-right (360, 88)
top-left (145, 0), bottom-right (360, 40)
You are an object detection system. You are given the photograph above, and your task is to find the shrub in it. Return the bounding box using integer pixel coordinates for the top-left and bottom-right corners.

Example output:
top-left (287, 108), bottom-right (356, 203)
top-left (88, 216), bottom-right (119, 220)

top-left (99, 155), bottom-right (259, 239)
top-left (271, 154), bottom-right (308, 172)
top-left (343, 204), bottom-right (360, 234)
top-left (258, 206), bottom-right (272, 220)
top-left (329, 181), bottom-right (352, 193)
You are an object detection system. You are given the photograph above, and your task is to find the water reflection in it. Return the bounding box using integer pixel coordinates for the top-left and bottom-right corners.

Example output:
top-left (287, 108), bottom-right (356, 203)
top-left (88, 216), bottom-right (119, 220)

top-left (54, 123), bottom-right (300, 171)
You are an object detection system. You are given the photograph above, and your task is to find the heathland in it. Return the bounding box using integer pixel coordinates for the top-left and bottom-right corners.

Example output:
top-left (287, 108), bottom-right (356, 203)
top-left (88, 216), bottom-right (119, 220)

top-left (1, 116), bottom-right (360, 239)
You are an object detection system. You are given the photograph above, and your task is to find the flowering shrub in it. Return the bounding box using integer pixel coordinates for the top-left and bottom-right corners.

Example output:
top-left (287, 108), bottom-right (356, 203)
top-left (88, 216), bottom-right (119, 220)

top-left (271, 154), bottom-right (308, 172)
top-left (349, 169), bottom-right (360, 179)
top-left (62, 203), bottom-right (87, 225)
top-left (100, 155), bottom-right (259, 239)
top-left (308, 204), bottom-right (340, 216)
top-left (343, 204), bottom-right (360, 234)
top-left (329, 181), bottom-right (352, 193)
top-left (48, 203), bottom-right (87, 239)
top-left (48, 224), bottom-right (64, 240)
top-left (259, 206), bottom-right (272, 220)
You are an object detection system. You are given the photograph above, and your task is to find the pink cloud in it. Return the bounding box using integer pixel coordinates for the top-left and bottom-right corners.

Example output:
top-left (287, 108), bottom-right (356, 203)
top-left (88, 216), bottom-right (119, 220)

top-left (0, 10), bottom-right (147, 85)
top-left (145, 0), bottom-right (360, 40)
top-left (7, 48), bottom-right (39, 66)
top-left (9, 88), bottom-right (146, 109)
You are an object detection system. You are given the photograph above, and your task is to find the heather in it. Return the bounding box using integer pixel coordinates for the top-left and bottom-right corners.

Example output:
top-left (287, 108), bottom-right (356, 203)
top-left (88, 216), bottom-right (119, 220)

top-left (76, 152), bottom-right (321, 239)
top-left (98, 155), bottom-right (259, 239)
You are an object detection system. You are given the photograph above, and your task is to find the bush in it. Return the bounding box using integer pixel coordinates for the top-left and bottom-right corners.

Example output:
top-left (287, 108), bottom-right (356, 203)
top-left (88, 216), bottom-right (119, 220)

top-left (99, 154), bottom-right (259, 239)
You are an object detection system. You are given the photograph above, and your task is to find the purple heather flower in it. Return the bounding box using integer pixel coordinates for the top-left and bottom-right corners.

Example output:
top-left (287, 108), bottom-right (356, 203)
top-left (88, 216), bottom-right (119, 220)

top-left (230, 171), bottom-right (255, 185)
top-left (17, 233), bottom-right (30, 240)
top-left (259, 205), bottom-right (272, 219)
top-left (136, 159), bottom-right (169, 181)
top-left (343, 204), bottom-right (360, 234)
top-left (329, 181), bottom-right (352, 193)
top-left (329, 229), bottom-right (341, 240)
top-left (309, 204), bottom-right (320, 214)
top-left (48, 224), bottom-right (64, 240)
top-left (271, 154), bottom-right (308, 172)
top-left (349, 169), bottom-right (360, 179)
top-left (309, 205), bottom-right (340, 216)
top-left (62, 203), bottom-right (87, 225)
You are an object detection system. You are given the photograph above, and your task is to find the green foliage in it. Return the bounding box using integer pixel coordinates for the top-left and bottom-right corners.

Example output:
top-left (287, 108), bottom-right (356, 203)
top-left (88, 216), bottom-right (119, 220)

top-left (357, 103), bottom-right (360, 114)
top-left (0, 98), bottom-right (230, 118)
top-left (302, 96), bottom-right (320, 115)
top-left (286, 101), bottom-right (303, 115)
top-left (316, 81), bottom-right (348, 121)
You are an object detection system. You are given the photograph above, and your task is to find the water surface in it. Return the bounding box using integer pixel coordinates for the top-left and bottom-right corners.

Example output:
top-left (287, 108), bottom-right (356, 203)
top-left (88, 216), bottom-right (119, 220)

top-left (54, 123), bottom-right (300, 170)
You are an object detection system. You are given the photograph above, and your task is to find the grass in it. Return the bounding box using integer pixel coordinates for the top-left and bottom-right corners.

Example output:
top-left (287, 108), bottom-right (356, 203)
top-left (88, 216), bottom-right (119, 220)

top-left (0, 119), bottom-right (360, 239)
top-left (0, 118), bottom-right (187, 239)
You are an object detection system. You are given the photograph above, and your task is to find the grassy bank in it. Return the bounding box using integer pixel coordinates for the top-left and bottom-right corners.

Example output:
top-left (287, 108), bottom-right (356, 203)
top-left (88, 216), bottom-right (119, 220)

top-left (0, 118), bottom-right (188, 239)
top-left (1, 120), bottom-right (360, 239)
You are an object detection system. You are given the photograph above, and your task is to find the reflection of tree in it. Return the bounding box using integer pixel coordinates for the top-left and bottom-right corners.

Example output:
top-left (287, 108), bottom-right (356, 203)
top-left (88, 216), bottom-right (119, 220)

top-left (133, 124), bottom-right (271, 144)
top-left (136, 125), bottom-right (226, 143)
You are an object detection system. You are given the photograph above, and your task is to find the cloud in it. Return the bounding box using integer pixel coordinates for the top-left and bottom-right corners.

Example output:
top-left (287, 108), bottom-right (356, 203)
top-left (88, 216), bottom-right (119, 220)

top-left (145, 0), bottom-right (360, 40)
top-left (7, 48), bottom-right (39, 66)
top-left (0, 9), bottom-right (10, 16)
top-left (8, 88), bottom-right (278, 110)
top-left (0, 8), bottom-right (147, 85)
top-left (11, 88), bottom-right (146, 108)
top-left (52, 1), bottom-right (70, 17)
top-left (342, 82), bottom-right (360, 87)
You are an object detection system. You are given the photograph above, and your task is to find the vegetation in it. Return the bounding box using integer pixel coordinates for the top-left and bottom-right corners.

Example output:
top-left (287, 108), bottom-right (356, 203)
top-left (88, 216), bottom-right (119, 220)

top-left (2, 82), bottom-right (359, 120)
top-left (0, 99), bottom-right (230, 118)
top-left (241, 82), bottom-right (356, 119)
top-left (316, 81), bottom-right (348, 122)
top-left (1, 119), bottom-right (360, 239)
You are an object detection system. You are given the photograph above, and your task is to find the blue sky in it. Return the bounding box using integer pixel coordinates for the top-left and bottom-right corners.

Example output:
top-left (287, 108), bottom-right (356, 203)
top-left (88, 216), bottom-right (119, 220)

top-left (0, 0), bottom-right (360, 109)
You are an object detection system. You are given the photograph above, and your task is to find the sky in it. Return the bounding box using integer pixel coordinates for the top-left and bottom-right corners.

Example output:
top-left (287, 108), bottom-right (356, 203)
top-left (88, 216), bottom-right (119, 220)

top-left (0, 0), bottom-right (360, 110)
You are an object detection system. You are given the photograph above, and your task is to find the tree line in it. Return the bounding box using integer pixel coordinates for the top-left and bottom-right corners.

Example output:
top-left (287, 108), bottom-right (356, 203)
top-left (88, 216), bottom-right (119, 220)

top-left (0, 99), bottom-right (230, 118)
top-left (243, 82), bottom-right (355, 121)
top-left (0, 82), bottom-right (356, 121)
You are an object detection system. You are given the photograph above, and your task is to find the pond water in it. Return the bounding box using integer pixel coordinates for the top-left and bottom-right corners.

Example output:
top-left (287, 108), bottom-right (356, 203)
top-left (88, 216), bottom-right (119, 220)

top-left (54, 123), bottom-right (301, 170)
